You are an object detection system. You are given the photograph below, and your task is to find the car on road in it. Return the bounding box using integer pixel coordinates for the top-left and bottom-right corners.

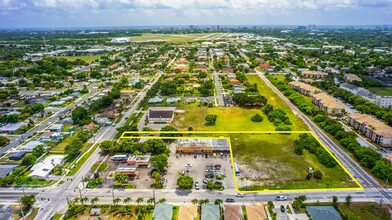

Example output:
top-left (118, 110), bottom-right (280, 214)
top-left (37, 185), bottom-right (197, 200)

top-left (226, 198), bottom-right (235, 203)
top-left (185, 163), bottom-right (192, 167)
top-left (235, 193), bottom-right (245, 197)
top-left (276, 195), bottom-right (287, 201)
top-left (195, 182), bottom-right (200, 190)
top-left (194, 154), bottom-right (197, 158)
top-left (280, 205), bottom-right (286, 212)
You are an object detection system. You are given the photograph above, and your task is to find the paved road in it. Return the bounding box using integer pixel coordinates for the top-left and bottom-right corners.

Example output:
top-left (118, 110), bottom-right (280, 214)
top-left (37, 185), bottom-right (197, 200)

top-left (212, 72), bottom-right (225, 106)
top-left (0, 86), bottom-right (97, 155)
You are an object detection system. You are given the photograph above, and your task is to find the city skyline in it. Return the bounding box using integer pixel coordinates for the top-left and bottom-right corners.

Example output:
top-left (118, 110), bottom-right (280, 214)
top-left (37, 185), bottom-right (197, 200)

top-left (0, 0), bottom-right (392, 28)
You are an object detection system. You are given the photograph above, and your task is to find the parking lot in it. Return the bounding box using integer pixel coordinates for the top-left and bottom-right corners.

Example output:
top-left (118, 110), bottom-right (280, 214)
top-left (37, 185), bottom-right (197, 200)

top-left (166, 141), bottom-right (235, 190)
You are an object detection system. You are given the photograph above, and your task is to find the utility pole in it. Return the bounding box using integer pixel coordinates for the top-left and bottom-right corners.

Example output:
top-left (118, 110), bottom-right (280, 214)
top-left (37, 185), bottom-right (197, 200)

top-left (18, 200), bottom-right (25, 220)
top-left (111, 186), bottom-right (115, 204)
top-left (78, 187), bottom-right (82, 200)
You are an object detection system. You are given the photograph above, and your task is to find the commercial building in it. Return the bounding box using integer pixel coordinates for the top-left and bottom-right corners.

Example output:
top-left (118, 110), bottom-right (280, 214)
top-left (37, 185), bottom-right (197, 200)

top-left (176, 139), bottom-right (229, 154)
top-left (302, 70), bottom-right (328, 79)
top-left (289, 81), bottom-right (321, 96)
top-left (116, 164), bottom-right (138, 175)
top-left (111, 37), bottom-right (130, 43)
top-left (126, 154), bottom-right (151, 166)
top-left (120, 90), bottom-right (135, 100)
top-left (347, 113), bottom-right (392, 147)
top-left (340, 83), bottom-right (392, 108)
top-left (306, 206), bottom-right (342, 220)
top-left (147, 107), bottom-right (175, 123)
top-left (312, 93), bottom-right (345, 114)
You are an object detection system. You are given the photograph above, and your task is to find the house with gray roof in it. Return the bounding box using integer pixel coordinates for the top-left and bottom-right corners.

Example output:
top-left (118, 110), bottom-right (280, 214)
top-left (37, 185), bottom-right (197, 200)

top-left (201, 204), bottom-right (220, 220)
top-left (0, 165), bottom-right (19, 178)
top-left (153, 203), bottom-right (173, 220)
top-left (306, 206), bottom-right (342, 220)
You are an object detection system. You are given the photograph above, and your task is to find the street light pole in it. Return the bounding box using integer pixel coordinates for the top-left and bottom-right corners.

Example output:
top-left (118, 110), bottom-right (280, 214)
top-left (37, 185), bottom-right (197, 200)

top-left (18, 200), bottom-right (25, 220)
top-left (111, 186), bottom-right (115, 204)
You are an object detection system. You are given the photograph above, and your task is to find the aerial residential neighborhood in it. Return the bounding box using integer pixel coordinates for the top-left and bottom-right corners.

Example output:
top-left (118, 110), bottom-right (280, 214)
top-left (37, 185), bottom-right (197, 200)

top-left (0, 4), bottom-right (392, 220)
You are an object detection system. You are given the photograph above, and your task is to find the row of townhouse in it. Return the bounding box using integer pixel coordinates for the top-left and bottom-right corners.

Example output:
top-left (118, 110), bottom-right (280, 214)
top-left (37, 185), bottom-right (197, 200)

top-left (347, 113), bottom-right (392, 147)
top-left (289, 81), bottom-right (321, 96)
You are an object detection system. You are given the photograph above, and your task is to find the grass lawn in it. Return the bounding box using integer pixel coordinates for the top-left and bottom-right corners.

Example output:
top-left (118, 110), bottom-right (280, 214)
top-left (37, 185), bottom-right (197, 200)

top-left (50, 129), bottom-right (81, 153)
top-left (338, 202), bottom-right (390, 220)
top-left (113, 183), bottom-right (135, 189)
top-left (91, 162), bottom-right (109, 172)
top-left (231, 133), bottom-right (359, 190)
top-left (67, 143), bottom-right (97, 176)
top-left (130, 33), bottom-right (216, 43)
top-left (50, 214), bottom-right (63, 220)
top-left (171, 106), bottom-right (277, 131)
top-left (368, 87), bottom-right (392, 96)
top-left (172, 206), bottom-right (179, 220)
top-left (246, 75), bottom-right (308, 131)
top-left (67, 205), bottom-right (153, 220)
top-left (57, 56), bottom-right (101, 63)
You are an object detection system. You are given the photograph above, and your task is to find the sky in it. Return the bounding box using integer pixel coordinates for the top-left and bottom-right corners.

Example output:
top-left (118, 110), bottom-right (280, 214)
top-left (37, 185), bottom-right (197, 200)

top-left (0, 0), bottom-right (392, 28)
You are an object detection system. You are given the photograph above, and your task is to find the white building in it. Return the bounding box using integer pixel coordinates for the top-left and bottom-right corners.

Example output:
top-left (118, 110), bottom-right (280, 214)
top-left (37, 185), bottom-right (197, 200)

top-left (19, 141), bottom-right (46, 152)
top-left (111, 38), bottom-right (130, 43)
top-left (29, 155), bottom-right (65, 179)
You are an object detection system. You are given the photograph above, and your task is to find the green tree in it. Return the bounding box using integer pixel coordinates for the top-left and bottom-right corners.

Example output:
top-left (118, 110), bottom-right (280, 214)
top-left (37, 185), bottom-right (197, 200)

top-left (0, 136), bottom-right (9, 147)
top-left (144, 139), bottom-right (167, 155)
top-left (176, 175), bottom-right (194, 190)
top-left (205, 114), bottom-right (218, 125)
top-left (20, 195), bottom-right (35, 209)
top-left (90, 197), bottom-right (99, 206)
top-left (114, 173), bottom-right (128, 187)
top-left (214, 199), bottom-right (223, 205)
top-left (332, 196), bottom-right (338, 206)
top-left (113, 197), bottom-right (121, 206)
top-left (32, 145), bottom-right (45, 158)
top-left (152, 171), bottom-right (163, 189)
top-left (99, 140), bottom-right (113, 153)
top-left (251, 114), bottom-right (263, 122)
top-left (191, 199), bottom-right (198, 204)
top-left (124, 197), bottom-right (132, 204)
top-left (21, 154), bottom-right (37, 166)
top-left (147, 197), bottom-right (155, 205)
top-left (313, 170), bottom-right (323, 186)
top-left (150, 154), bottom-right (168, 173)
top-left (72, 107), bottom-right (89, 125)
top-left (136, 197), bottom-right (144, 205)
top-left (158, 198), bottom-right (167, 204)
top-left (345, 194), bottom-right (352, 207)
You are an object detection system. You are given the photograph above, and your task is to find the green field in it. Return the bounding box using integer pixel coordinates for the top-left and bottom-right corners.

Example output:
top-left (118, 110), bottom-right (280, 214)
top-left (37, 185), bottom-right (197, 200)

top-left (57, 56), bottom-right (101, 63)
top-left (231, 133), bottom-right (359, 190)
top-left (368, 87), bottom-right (392, 96)
top-left (246, 75), bottom-right (308, 131)
top-left (338, 202), bottom-right (390, 220)
top-left (130, 33), bottom-right (225, 43)
top-left (172, 106), bottom-right (277, 131)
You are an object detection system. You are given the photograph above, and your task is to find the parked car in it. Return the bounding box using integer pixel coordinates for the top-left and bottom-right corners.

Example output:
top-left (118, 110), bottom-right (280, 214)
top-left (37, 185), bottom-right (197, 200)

top-left (203, 178), bottom-right (211, 184)
top-left (280, 205), bottom-right (286, 212)
top-left (194, 154), bottom-right (197, 158)
top-left (226, 198), bottom-right (235, 203)
top-left (195, 182), bottom-right (200, 190)
top-left (276, 195), bottom-right (287, 201)
top-left (235, 193), bottom-right (245, 197)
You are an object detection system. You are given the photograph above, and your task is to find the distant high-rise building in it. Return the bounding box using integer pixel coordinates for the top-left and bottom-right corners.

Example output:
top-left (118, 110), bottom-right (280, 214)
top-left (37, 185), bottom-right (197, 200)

top-left (190, 25), bottom-right (194, 29)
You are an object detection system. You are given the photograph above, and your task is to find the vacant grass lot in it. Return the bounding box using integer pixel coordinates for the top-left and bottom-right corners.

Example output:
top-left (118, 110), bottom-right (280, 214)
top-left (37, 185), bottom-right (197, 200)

top-left (57, 56), bottom-right (101, 63)
top-left (50, 129), bottom-right (81, 153)
top-left (246, 75), bottom-right (308, 131)
top-left (172, 106), bottom-right (276, 131)
top-left (368, 87), bottom-right (392, 96)
top-left (231, 133), bottom-right (359, 190)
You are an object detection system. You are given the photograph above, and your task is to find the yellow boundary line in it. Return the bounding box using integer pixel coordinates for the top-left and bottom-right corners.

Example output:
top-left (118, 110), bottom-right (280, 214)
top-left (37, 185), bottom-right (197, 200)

top-left (120, 131), bottom-right (364, 193)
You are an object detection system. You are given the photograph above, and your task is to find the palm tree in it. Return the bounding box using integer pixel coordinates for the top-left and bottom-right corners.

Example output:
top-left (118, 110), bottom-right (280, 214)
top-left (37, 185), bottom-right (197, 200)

top-left (73, 197), bottom-right (80, 204)
top-left (80, 197), bottom-right (88, 205)
top-left (136, 197), bottom-right (144, 205)
top-left (158, 198), bottom-right (167, 204)
top-left (191, 199), bottom-right (198, 204)
top-left (147, 197), bottom-right (155, 206)
top-left (345, 195), bottom-right (352, 207)
top-left (90, 197), bottom-right (99, 206)
top-left (245, 176), bottom-right (250, 189)
top-left (114, 173), bottom-right (128, 188)
top-left (124, 197), bottom-right (132, 204)
top-left (214, 199), bottom-right (223, 206)
top-left (220, 174), bottom-right (226, 180)
top-left (113, 197), bottom-right (121, 206)
top-left (313, 170), bottom-right (323, 187)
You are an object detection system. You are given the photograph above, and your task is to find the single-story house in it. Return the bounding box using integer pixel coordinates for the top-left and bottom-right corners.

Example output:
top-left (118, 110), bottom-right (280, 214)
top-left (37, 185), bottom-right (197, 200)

top-left (148, 97), bottom-right (163, 104)
top-left (29, 155), bottom-right (65, 179)
top-left (61, 117), bottom-right (73, 124)
top-left (19, 141), bottom-right (46, 152)
top-left (40, 132), bottom-right (54, 142)
top-left (306, 206), bottom-right (342, 220)
top-left (49, 124), bottom-right (64, 132)
top-left (201, 204), bottom-right (220, 220)
top-left (49, 101), bottom-right (66, 107)
top-left (166, 97), bottom-right (181, 104)
top-left (147, 107), bottom-right (175, 123)
top-left (178, 205), bottom-right (198, 220)
top-left (8, 152), bottom-right (26, 161)
top-left (224, 205), bottom-right (243, 220)
top-left (245, 204), bottom-right (266, 220)
top-left (153, 203), bottom-right (173, 220)
top-left (0, 123), bottom-right (25, 134)
top-left (120, 90), bottom-right (135, 100)
top-left (0, 164), bottom-right (20, 178)
top-left (85, 122), bottom-right (96, 131)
